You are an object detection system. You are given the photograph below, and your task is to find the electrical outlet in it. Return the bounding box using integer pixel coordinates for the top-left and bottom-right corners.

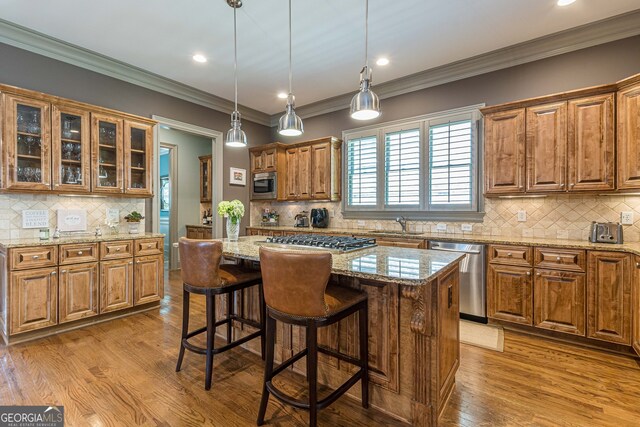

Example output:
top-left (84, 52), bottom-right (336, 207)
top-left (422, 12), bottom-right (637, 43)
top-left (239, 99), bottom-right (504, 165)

top-left (172, 242), bottom-right (179, 248)
top-left (621, 211), bottom-right (634, 225)
top-left (357, 220), bottom-right (366, 227)
top-left (436, 223), bottom-right (447, 231)
top-left (517, 210), bottom-right (527, 222)
top-left (461, 224), bottom-right (473, 232)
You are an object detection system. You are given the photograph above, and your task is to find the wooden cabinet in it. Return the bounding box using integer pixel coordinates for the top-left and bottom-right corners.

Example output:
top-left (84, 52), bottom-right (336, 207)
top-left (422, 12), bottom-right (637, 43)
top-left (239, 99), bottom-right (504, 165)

top-left (124, 120), bottom-right (153, 196)
top-left (100, 240), bottom-right (133, 260)
top-left (310, 142), bottom-right (331, 199)
top-left (58, 262), bottom-right (99, 324)
top-left (91, 113), bottom-right (124, 194)
top-left (487, 263), bottom-right (533, 325)
top-left (375, 238), bottom-right (426, 249)
top-left (587, 251), bottom-right (632, 345)
top-left (10, 246), bottom-right (57, 270)
top-left (9, 267), bottom-right (58, 334)
top-left (534, 269), bottom-right (585, 335)
top-left (617, 78), bottom-right (640, 190)
top-left (134, 255), bottom-right (163, 305)
top-left (632, 256), bottom-right (640, 356)
top-left (59, 243), bottom-right (99, 265)
top-left (488, 244), bottom-right (532, 267)
top-left (484, 109), bottom-right (526, 194)
top-left (199, 155), bottom-right (212, 202)
top-left (534, 247), bottom-right (585, 272)
top-left (2, 93), bottom-right (52, 191)
top-left (436, 266), bottom-right (460, 406)
top-left (52, 104), bottom-right (91, 193)
top-left (284, 146), bottom-right (311, 199)
top-left (100, 258), bottom-right (134, 313)
top-left (526, 102), bottom-right (567, 192)
top-left (568, 94), bottom-right (615, 191)
top-left (186, 225), bottom-right (212, 239)
top-left (251, 147), bottom-right (276, 173)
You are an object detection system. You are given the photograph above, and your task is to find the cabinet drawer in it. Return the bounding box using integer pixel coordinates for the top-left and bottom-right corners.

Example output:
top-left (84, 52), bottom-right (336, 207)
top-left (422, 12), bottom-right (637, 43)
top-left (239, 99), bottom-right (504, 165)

top-left (10, 246), bottom-right (58, 270)
top-left (100, 240), bottom-right (133, 260)
top-left (59, 243), bottom-right (99, 265)
top-left (375, 239), bottom-right (426, 249)
top-left (134, 238), bottom-right (163, 256)
top-left (488, 245), bottom-right (532, 266)
top-left (534, 247), bottom-right (585, 272)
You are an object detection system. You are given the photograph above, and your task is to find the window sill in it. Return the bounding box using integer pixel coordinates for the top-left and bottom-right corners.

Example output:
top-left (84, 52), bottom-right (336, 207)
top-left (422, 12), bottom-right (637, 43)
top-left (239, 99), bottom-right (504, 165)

top-left (341, 210), bottom-right (485, 222)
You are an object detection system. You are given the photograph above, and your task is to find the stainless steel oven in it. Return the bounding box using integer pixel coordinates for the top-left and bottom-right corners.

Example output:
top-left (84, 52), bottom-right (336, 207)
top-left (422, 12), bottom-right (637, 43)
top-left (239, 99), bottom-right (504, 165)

top-left (252, 172), bottom-right (277, 200)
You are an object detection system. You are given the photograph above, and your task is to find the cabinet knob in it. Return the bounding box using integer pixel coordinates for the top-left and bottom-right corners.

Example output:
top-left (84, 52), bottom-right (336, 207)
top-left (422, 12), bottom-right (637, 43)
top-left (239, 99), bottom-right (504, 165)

top-left (148, 244), bottom-right (153, 248)
top-left (536, 272), bottom-right (541, 276)
top-left (61, 270), bottom-right (67, 274)
top-left (77, 251), bottom-right (83, 255)
top-left (560, 184), bottom-right (565, 188)
top-left (519, 186), bottom-right (524, 189)
top-left (116, 248), bottom-right (121, 251)
top-left (51, 271), bottom-right (56, 276)
top-left (556, 256), bottom-right (561, 261)
top-left (570, 183), bottom-right (575, 187)
top-left (636, 262), bottom-right (640, 269)
top-left (32, 255), bottom-right (40, 259)
top-left (129, 261), bottom-right (133, 265)
top-left (507, 252), bottom-right (512, 257)
top-left (526, 271), bottom-right (531, 276)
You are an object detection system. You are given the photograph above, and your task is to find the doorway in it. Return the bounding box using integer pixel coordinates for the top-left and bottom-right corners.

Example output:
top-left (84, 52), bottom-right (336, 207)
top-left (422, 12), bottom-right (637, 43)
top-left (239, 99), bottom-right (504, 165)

top-left (159, 144), bottom-right (177, 269)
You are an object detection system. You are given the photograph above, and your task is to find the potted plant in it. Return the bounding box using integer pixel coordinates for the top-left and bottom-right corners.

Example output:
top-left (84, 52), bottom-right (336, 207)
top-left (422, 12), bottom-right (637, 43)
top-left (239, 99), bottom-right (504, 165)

top-left (217, 200), bottom-right (244, 242)
top-left (124, 211), bottom-right (144, 234)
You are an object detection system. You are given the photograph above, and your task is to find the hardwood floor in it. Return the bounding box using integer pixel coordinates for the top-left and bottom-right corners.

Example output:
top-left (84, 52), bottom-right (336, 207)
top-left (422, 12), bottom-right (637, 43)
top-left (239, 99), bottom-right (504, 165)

top-left (1, 270), bottom-right (639, 426)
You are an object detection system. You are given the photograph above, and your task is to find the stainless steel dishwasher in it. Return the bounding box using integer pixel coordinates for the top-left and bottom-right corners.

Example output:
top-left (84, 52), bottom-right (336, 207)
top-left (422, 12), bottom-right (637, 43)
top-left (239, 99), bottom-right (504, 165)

top-left (429, 241), bottom-right (486, 323)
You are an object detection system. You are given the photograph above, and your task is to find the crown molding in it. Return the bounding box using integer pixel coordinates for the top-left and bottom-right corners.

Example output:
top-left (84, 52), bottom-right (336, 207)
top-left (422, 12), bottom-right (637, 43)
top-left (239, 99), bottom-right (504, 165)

top-left (270, 9), bottom-right (640, 125)
top-left (0, 18), bottom-right (272, 126)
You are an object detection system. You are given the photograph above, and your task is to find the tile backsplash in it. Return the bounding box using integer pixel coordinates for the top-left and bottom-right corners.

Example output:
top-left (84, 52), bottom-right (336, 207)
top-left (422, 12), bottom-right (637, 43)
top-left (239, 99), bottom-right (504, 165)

top-left (251, 194), bottom-right (640, 242)
top-left (0, 194), bottom-right (145, 240)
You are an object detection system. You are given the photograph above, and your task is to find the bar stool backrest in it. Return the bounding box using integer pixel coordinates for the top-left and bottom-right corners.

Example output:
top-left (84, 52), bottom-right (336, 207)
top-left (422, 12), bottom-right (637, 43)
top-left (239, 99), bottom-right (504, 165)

top-left (179, 237), bottom-right (223, 288)
top-left (259, 247), bottom-right (332, 318)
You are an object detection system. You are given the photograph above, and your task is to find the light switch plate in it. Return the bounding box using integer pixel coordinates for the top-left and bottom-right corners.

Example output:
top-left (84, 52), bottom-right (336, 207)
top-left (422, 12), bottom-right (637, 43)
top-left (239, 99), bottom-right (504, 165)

top-left (517, 210), bottom-right (527, 222)
top-left (461, 224), bottom-right (473, 232)
top-left (436, 223), bottom-right (447, 231)
top-left (172, 242), bottom-right (179, 248)
top-left (621, 211), bottom-right (634, 225)
top-left (357, 220), bottom-right (366, 226)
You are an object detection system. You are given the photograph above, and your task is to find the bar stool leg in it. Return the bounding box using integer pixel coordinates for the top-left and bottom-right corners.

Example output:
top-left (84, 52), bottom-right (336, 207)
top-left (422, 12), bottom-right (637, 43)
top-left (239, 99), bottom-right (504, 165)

top-left (205, 292), bottom-right (216, 391)
top-left (359, 301), bottom-right (369, 408)
top-left (307, 320), bottom-right (318, 427)
top-left (258, 283), bottom-right (266, 360)
top-left (257, 312), bottom-right (276, 426)
top-left (227, 291), bottom-right (234, 344)
top-left (176, 286), bottom-right (190, 372)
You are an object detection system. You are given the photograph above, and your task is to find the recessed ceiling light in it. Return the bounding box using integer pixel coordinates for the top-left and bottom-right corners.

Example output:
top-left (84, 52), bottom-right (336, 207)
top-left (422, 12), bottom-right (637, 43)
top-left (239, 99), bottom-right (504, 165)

top-left (277, 92), bottom-right (288, 99)
top-left (557, 0), bottom-right (576, 6)
top-left (192, 54), bottom-right (207, 63)
top-left (376, 57), bottom-right (389, 66)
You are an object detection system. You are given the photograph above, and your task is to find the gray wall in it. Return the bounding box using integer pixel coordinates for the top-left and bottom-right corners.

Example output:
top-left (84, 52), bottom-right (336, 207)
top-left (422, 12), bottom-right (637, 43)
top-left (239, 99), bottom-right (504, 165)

top-left (0, 42), bottom-right (270, 234)
top-left (271, 35), bottom-right (640, 142)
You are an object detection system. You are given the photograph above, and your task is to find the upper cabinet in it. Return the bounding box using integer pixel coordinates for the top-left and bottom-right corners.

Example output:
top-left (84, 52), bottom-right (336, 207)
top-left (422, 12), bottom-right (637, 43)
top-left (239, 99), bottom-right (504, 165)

top-left (251, 147), bottom-right (276, 173)
top-left (526, 102), bottom-right (567, 192)
top-left (617, 75), bottom-right (640, 190)
top-left (0, 83), bottom-right (156, 197)
top-left (484, 109), bottom-right (525, 195)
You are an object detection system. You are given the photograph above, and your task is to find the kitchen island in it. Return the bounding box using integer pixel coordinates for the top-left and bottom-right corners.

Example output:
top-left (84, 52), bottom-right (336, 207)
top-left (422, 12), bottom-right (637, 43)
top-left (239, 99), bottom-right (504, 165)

top-left (221, 236), bottom-right (463, 426)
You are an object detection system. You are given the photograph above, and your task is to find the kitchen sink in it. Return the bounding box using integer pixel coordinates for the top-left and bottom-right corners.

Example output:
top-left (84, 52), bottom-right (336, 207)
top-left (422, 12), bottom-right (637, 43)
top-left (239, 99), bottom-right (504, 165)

top-left (367, 230), bottom-right (424, 236)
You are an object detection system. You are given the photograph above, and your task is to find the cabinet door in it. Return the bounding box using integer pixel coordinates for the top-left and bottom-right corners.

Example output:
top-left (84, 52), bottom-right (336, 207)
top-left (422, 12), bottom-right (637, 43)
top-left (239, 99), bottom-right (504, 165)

top-left (618, 82), bottom-right (640, 189)
top-left (134, 255), bottom-right (164, 305)
top-left (487, 263), bottom-right (532, 325)
top-left (567, 94), bottom-right (615, 191)
top-left (91, 113), bottom-right (124, 193)
top-left (534, 269), bottom-right (585, 336)
top-left (10, 267), bottom-right (58, 334)
top-left (124, 120), bottom-right (153, 196)
top-left (437, 267), bottom-right (460, 406)
top-left (59, 262), bottom-right (99, 324)
top-left (298, 145), bottom-right (312, 199)
top-left (2, 94), bottom-right (52, 191)
top-left (251, 151), bottom-right (263, 172)
top-left (199, 155), bottom-right (212, 202)
top-left (285, 148), bottom-right (299, 199)
top-left (484, 109), bottom-right (526, 194)
top-left (311, 142), bottom-right (331, 199)
top-left (52, 104), bottom-right (91, 193)
top-left (587, 251), bottom-right (632, 344)
top-left (633, 256), bottom-right (640, 356)
top-left (263, 149), bottom-right (276, 171)
top-left (100, 258), bottom-right (133, 313)
top-left (526, 102), bottom-right (567, 192)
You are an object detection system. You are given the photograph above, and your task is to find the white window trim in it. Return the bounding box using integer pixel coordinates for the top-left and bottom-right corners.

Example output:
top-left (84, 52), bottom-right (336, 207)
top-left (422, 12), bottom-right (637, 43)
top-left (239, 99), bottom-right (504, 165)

top-left (342, 104), bottom-right (485, 221)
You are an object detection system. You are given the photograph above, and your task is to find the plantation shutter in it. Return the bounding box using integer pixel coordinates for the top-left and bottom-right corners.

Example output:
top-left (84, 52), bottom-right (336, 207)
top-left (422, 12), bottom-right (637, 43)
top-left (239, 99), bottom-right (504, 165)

top-left (384, 128), bottom-right (420, 205)
top-left (347, 135), bottom-right (377, 206)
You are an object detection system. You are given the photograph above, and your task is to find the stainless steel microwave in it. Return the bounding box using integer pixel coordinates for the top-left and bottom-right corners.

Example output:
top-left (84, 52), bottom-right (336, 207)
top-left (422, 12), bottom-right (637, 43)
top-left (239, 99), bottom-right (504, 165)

top-left (252, 172), bottom-right (277, 200)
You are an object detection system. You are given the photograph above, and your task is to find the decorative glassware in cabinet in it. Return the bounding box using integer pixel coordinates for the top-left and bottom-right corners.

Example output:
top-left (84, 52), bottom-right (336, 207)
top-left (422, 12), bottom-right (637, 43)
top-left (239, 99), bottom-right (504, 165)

top-left (125, 121), bottom-right (153, 195)
top-left (53, 106), bottom-right (90, 192)
top-left (91, 114), bottom-right (123, 193)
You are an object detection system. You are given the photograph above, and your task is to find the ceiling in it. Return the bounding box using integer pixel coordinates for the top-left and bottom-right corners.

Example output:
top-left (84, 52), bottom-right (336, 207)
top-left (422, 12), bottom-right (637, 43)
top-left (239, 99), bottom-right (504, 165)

top-left (0, 0), bottom-right (639, 115)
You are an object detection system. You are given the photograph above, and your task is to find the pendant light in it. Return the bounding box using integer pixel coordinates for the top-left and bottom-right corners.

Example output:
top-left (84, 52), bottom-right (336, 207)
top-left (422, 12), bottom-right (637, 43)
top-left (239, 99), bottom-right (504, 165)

top-left (350, 0), bottom-right (380, 121)
top-left (225, 0), bottom-right (247, 147)
top-left (278, 0), bottom-right (304, 136)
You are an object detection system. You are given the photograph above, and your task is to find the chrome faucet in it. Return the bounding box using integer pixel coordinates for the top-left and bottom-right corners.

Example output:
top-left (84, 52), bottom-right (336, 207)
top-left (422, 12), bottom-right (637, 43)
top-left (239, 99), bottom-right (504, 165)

top-left (396, 216), bottom-right (407, 233)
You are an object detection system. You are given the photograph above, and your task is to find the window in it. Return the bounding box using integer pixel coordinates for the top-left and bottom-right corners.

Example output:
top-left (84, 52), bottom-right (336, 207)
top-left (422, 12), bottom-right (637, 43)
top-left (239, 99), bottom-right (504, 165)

top-left (343, 105), bottom-right (482, 220)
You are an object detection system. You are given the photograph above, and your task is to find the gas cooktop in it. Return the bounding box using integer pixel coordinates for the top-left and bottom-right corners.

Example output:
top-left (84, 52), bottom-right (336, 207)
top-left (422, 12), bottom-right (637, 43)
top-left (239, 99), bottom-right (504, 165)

top-left (258, 234), bottom-right (377, 253)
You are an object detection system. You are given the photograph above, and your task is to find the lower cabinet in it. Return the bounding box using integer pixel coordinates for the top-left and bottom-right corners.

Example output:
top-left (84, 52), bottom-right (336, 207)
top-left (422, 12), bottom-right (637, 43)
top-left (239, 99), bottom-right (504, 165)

top-left (100, 258), bottom-right (134, 313)
top-left (186, 225), bottom-right (212, 239)
top-left (533, 269), bottom-right (585, 336)
top-left (134, 255), bottom-right (164, 305)
top-left (9, 267), bottom-right (58, 334)
top-left (59, 262), bottom-right (99, 324)
top-left (633, 256), bottom-right (640, 355)
top-left (487, 263), bottom-right (533, 325)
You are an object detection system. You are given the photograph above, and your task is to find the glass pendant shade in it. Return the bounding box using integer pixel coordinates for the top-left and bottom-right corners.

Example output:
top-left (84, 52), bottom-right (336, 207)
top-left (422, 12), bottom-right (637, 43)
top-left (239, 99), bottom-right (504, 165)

top-left (350, 66), bottom-right (380, 120)
top-left (278, 94), bottom-right (303, 136)
top-left (225, 111), bottom-right (247, 147)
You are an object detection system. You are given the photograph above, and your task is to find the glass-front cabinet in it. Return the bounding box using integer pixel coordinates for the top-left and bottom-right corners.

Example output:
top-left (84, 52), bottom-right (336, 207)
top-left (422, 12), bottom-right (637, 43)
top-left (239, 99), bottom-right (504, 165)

top-left (91, 113), bottom-right (124, 193)
top-left (199, 155), bottom-right (212, 202)
top-left (52, 104), bottom-right (90, 192)
top-left (2, 94), bottom-right (51, 191)
top-left (124, 121), bottom-right (153, 196)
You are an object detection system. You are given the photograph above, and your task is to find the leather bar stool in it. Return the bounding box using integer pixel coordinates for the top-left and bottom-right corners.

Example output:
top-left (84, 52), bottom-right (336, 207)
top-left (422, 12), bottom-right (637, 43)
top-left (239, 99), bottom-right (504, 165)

top-left (176, 238), bottom-right (265, 390)
top-left (257, 247), bottom-right (369, 427)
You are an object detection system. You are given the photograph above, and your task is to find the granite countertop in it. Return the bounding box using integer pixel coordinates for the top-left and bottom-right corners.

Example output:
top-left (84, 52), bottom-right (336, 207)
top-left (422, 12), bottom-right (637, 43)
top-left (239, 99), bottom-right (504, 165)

top-left (222, 236), bottom-right (464, 287)
top-left (0, 232), bottom-right (165, 249)
top-left (246, 225), bottom-right (640, 256)
top-left (186, 224), bottom-right (213, 228)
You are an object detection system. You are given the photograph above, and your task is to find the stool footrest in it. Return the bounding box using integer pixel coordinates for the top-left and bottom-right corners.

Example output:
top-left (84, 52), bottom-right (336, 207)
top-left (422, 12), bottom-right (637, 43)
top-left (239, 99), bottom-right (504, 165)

top-left (182, 330), bottom-right (262, 356)
top-left (272, 349), bottom-right (308, 378)
top-left (318, 346), bottom-right (362, 367)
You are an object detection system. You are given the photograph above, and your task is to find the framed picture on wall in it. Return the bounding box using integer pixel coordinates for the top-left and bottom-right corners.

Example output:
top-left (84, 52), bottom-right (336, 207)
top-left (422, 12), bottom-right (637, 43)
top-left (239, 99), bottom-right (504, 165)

top-left (230, 167), bottom-right (246, 186)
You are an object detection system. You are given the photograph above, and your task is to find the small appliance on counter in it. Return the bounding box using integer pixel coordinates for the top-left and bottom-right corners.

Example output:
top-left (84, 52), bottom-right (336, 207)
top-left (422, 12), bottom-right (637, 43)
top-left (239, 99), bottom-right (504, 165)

top-left (589, 222), bottom-right (623, 244)
top-left (260, 208), bottom-right (279, 227)
top-left (294, 211), bottom-right (310, 228)
top-left (310, 208), bottom-right (329, 228)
